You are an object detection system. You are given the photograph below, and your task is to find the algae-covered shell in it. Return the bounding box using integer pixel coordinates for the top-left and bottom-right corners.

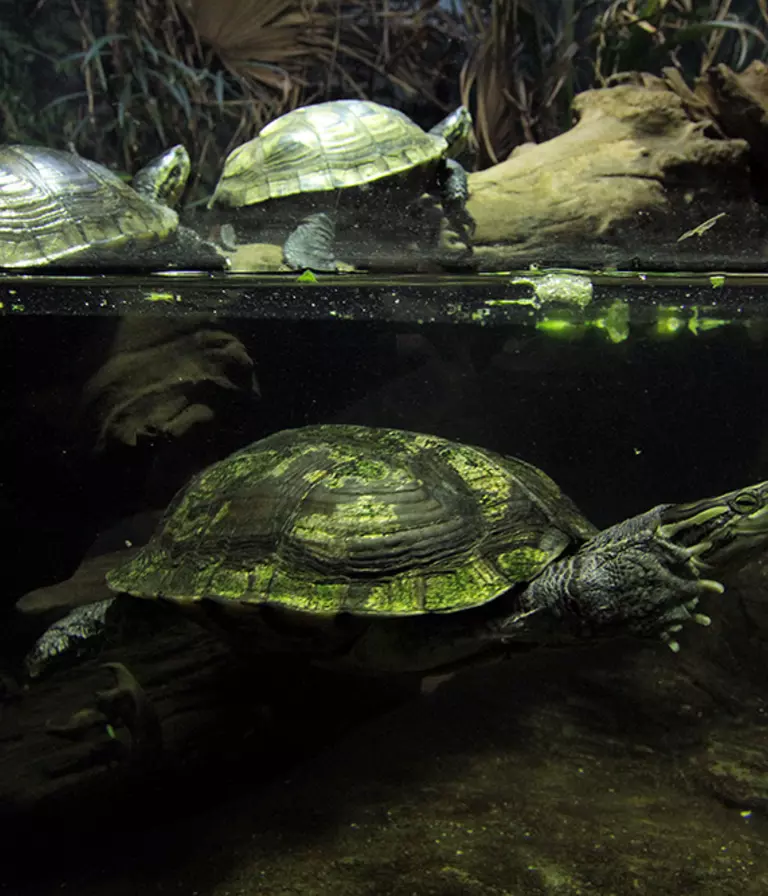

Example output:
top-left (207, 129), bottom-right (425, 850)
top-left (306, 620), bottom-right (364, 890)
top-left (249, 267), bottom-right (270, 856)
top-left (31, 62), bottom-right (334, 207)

top-left (107, 425), bottom-right (597, 617)
top-left (210, 100), bottom-right (452, 209)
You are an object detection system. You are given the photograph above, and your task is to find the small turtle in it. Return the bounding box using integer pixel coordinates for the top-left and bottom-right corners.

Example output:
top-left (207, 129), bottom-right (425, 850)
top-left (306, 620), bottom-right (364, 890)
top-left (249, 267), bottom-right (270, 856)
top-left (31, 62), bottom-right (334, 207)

top-left (0, 144), bottom-right (227, 270)
top-left (27, 425), bottom-right (768, 677)
top-left (209, 100), bottom-right (474, 271)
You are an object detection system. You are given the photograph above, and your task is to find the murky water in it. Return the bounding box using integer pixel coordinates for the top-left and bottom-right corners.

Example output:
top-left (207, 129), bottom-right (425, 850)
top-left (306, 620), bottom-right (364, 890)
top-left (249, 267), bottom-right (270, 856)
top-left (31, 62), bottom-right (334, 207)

top-left (4, 270), bottom-right (768, 895)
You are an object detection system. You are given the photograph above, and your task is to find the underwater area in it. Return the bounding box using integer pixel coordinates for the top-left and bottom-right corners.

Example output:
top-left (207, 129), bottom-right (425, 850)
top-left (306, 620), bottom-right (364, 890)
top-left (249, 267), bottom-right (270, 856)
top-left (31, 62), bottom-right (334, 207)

top-left (4, 2), bottom-right (768, 894)
top-left (6, 274), bottom-right (768, 896)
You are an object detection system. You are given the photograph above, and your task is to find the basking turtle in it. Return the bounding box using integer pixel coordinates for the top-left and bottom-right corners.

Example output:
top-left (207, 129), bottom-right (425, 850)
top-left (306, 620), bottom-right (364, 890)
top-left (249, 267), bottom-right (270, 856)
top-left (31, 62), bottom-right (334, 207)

top-left (0, 144), bottom-right (227, 270)
top-left (27, 425), bottom-right (768, 677)
top-left (208, 100), bottom-right (474, 272)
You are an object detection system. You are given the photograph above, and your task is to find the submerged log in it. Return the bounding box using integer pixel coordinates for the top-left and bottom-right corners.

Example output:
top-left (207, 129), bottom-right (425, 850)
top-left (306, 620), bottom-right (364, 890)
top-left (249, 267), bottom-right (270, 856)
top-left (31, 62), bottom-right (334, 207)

top-left (4, 551), bottom-right (416, 830)
top-left (6, 533), bottom-right (768, 835)
top-left (0, 618), bottom-right (237, 821)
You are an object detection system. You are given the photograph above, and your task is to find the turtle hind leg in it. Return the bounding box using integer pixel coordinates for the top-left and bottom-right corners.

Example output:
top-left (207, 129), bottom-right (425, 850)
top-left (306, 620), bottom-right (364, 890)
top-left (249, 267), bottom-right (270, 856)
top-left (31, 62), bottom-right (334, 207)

top-left (24, 594), bottom-right (176, 680)
top-left (45, 662), bottom-right (163, 775)
top-left (170, 225), bottom-right (230, 270)
top-left (24, 597), bottom-right (118, 679)
top-left (283, 212), bottom-right (339, 272)
top-left (96, 661), bottom-right (163, 766)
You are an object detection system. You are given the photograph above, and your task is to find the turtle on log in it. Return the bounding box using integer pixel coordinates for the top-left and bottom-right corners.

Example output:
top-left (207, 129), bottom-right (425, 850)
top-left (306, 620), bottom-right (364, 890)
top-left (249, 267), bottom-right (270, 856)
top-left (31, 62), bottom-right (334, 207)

top-left (209, 100), bottom-right (474, 271)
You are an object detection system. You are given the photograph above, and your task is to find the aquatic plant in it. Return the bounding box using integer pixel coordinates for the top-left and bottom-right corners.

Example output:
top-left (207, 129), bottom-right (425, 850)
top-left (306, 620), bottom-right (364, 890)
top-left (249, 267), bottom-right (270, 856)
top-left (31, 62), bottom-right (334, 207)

top-left (48, 0), bottom-right (353, 199)
top-left (0, 4), bottom-right (78, 145)
top-left (456, 0), bottom-right (767, 167)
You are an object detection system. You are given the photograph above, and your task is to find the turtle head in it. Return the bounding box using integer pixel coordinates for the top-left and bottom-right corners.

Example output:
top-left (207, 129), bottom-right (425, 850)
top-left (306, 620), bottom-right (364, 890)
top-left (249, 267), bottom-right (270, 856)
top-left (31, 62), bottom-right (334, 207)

top-left (132, 145), bottom-right (191, 208)
top-left (489, 480), bottom-right (768, 653)
top-left (429, 106), bottom-right (474, 159)
top-left (658, 480), bottom-right (768, 569)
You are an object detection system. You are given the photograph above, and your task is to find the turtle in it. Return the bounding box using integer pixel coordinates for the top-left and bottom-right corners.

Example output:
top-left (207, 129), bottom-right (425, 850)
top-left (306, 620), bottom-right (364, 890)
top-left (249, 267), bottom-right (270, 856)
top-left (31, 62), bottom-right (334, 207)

top-left (208, 100), bottom-right (474, 272)
top-left (26, 424), bottom-right (768, 679)
top-left (0, 144), bottom-right (227, 270)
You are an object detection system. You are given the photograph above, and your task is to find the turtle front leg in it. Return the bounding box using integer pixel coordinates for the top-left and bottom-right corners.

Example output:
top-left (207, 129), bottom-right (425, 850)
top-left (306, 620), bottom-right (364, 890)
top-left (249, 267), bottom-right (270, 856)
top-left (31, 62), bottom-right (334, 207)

top-left (438, 160), bottom-right (474, 232)
top-left (435, 159), bottom-right (475, 261)
top-left (491, 508), bottom-right (721, 650)
top-left (283, 211), bottom-right (339, 272)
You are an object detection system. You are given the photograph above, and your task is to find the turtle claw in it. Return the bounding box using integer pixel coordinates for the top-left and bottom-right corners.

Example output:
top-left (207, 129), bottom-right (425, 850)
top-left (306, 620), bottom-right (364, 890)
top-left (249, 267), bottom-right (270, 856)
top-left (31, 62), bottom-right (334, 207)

top-left (660, 623), bottom-right (684, 652)
top-left (660, 631), bottom-right (681, 652)
top-left (698, 578), bottom-right (725, 594)
top-left (655, 583), bottom-right (716, 651)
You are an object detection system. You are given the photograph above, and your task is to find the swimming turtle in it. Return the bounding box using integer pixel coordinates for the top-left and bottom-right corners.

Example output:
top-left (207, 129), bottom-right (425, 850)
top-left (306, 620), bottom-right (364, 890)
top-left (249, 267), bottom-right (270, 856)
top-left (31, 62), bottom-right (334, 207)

top-left (26, 424), bottom-right (768, 678)
top-left (0, 144), bottom-right (227, 270)
top-left (208, 100), bottom-right (474, 271)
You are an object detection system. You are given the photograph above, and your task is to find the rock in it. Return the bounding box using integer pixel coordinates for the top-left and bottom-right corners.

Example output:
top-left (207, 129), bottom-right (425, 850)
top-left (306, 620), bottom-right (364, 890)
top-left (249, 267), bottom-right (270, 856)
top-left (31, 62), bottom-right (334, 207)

top-left (694, 726), bottom-right (768, 812)
top-left (232, 242), bottom-right (284, 271)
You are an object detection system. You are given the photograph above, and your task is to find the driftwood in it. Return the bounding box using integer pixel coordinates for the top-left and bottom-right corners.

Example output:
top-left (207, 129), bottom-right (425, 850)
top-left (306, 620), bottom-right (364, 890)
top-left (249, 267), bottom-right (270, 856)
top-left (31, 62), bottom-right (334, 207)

top-left (610, 62), bottom-right (768, 204)
top-left (231, 79), bottom-right (766, 273)
top-left (80, 315), bottom-right (259, 452)
top-left (4, 550), bottom-right (417, 830)
top-left (468, 83), bottom-right (758, 269)
top-left (690, 61), bottom-right (768, 203)
top-left (6, 541), bottom-right (768, 835)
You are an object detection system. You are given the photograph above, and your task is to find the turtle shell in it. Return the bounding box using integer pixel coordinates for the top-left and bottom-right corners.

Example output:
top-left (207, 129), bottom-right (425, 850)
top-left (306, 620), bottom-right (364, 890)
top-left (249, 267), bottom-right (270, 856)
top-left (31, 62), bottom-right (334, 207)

top-left (107, 425), bottom-right (597, 618)
top-left (210, 100), bottom-right (449, 209)
top-left (0, 145), bottom-right (178, 268)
